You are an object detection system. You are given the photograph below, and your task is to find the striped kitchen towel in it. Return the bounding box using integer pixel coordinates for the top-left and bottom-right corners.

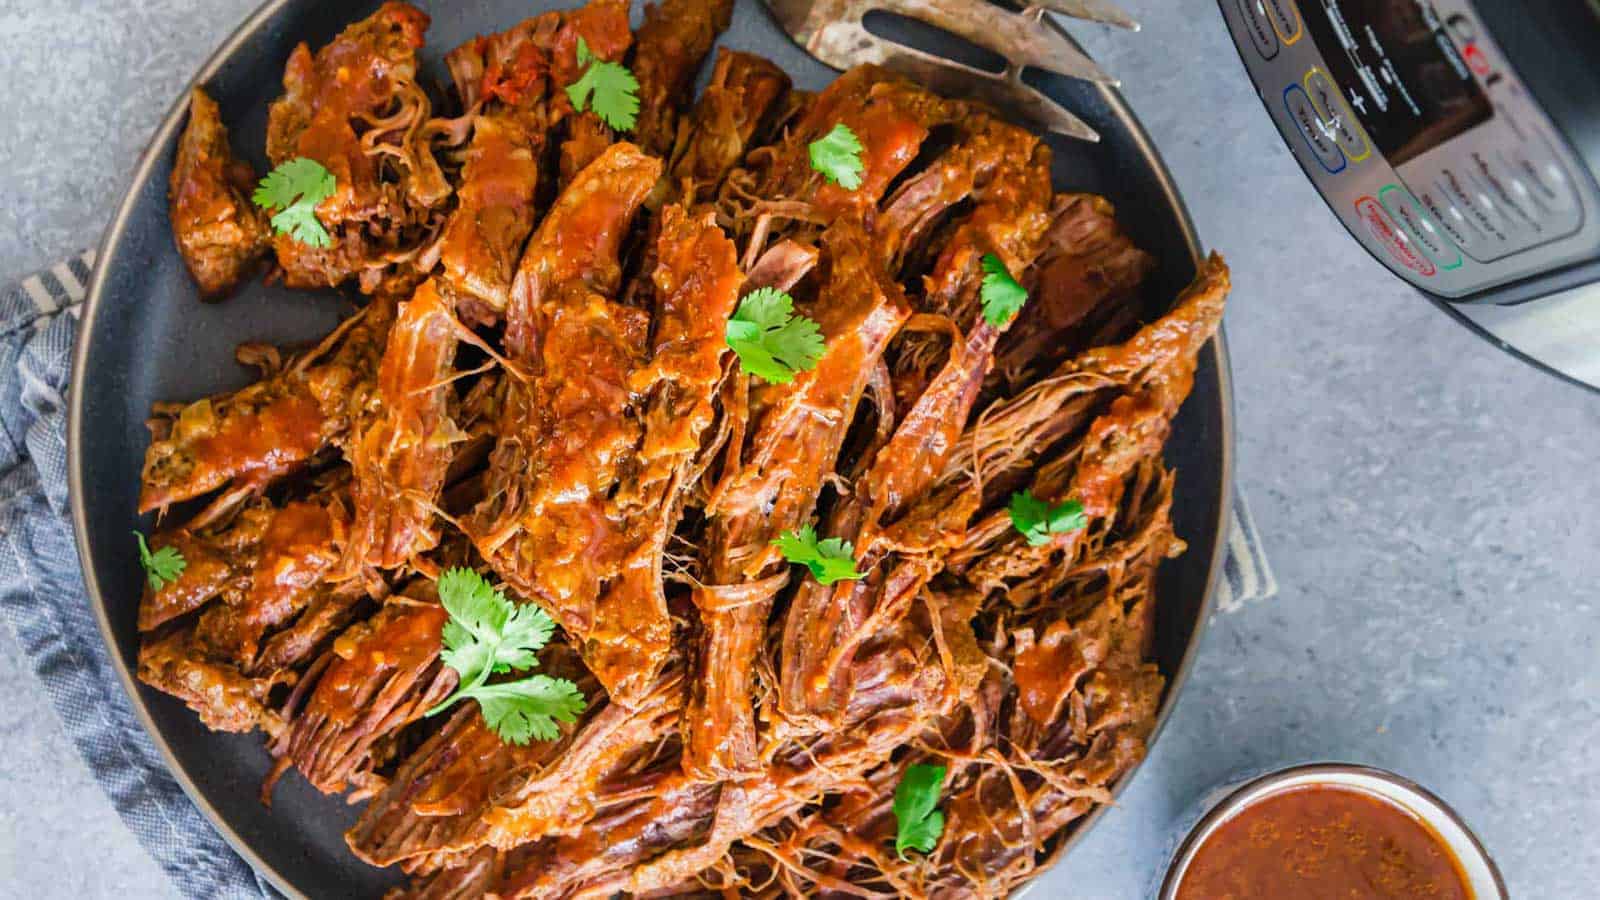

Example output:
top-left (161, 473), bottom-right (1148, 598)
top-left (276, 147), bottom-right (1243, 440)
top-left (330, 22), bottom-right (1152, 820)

top-left (0, 253), bottom-right (1275, 900)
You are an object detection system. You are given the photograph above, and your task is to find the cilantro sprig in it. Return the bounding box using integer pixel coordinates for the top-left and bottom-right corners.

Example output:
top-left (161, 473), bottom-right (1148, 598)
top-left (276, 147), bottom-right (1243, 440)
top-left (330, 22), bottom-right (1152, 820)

top-left (979, 253), bottom-right (1028, 327)
top-left (426, 568), bottom-right (587, 745)
top-left (725, 287), bottom-right (825, 384)
top-left (134, 531), bottom-right (186, 591)
top-left (808, 123), bottom-right (864, 190)
top-left (566, 36), bottom-right (639, 132)
top-left (252, 157), bottom-right (336, 248)
top-left (1007, 490), bottom-right (1087, 547)
top-left (774, 525), bottom-right (863, 585)
top-left (893, 763), bottom-right (946, 859)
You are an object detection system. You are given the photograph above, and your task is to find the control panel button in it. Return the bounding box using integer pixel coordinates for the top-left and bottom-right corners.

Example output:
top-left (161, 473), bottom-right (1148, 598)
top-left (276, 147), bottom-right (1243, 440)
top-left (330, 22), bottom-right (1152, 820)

top-left (1262, 0), bottom-right (1302, 45)
top-left (1434, 166), bottom-right (1513, 260)
top-left (1303, 69), bottom-right (1371, 163)
top-left (1355, 196), bottom-right (1435, 279)
top-left (1379, 185), bottom-right (1462, 271)
top-left (1283, 84), bottom-right (1345, 174)
top-left (1415, 188), bottom-right (1490, 259)
top-left (1235, 0), bottom-right (1279, 59)
top-left (1470, 150), bottom-right (1543, 236)
top-left (1501, 142), bottom-right (1579, 216)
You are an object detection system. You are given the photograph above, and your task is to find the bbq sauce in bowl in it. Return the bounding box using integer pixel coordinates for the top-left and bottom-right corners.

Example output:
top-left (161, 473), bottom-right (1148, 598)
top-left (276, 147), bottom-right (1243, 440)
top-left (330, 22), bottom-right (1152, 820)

top-left (1174, 784), bottom-right (1473, 900)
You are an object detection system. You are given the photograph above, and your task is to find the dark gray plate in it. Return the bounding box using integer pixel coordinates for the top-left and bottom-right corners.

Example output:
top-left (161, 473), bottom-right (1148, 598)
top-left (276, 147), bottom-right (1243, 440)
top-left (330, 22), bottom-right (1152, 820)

top-left (67, 1), bottom-right (1233, 896)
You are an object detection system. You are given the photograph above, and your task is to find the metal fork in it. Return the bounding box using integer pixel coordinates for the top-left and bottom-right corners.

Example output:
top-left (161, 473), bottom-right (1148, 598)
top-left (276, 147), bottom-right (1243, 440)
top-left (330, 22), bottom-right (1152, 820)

top-left (762, 0), bottom-right (1137, 141)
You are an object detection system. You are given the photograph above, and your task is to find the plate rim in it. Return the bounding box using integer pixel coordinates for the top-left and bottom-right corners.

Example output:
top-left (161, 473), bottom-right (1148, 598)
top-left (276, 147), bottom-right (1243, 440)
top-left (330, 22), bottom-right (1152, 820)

top-left (66, 1), bottom-right (1236, 895)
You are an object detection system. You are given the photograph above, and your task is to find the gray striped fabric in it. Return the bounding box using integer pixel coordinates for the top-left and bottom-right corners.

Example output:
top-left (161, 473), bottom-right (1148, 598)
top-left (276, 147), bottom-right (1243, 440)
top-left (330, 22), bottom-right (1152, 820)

top-left (0, 253), bottom-right (1275, 899)
top-left (0, 251), bottom-right (279, 900)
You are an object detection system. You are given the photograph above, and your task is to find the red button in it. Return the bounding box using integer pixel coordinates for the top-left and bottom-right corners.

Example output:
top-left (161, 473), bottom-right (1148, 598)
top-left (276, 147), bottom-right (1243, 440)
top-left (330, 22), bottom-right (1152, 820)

top-left (1355, 196), bottom-right (1436, 278)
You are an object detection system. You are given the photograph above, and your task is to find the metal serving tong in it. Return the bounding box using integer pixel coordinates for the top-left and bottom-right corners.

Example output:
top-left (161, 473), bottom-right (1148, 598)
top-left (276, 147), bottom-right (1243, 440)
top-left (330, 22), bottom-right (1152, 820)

top-left (762, 0), bottom-right (1137, 141)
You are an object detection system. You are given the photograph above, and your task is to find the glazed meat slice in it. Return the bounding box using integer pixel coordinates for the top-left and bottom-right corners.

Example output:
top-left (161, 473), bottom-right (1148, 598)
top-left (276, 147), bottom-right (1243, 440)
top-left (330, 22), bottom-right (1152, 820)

top-left (189, 497), bottom-right (342, 665)
top-left (340, 281), bottom-right (468, 573)
top-left (586, 203), bottom-right (742, 699)
top-left (549, 0), bottom-right (634, 95)
top-left (875, 112), bottom-right (1049, 278)
top-left (435, 115), bottom-right (544, 316)
top-left (434, 11), bottom-right (562, 315)
top-left (168, 87), bottom-right (269, 299)
top-left (344, 645), bottom-right (626, 871)
top-left (139, 374), bottom-right (323, 515)
top-left (667, 50), bottom-right (791, 202)
top-left (683, 221), bottom-right (910, 778)
top-left (993, 193), bottom-right (1158, 386)
top-left (136, 487), bottom-right (360, 736)
top-left (472, 675), bottom-right (689, 854)
top-left (139, 628), bottom-right (290, 734)
top-left (136, 525), bottom-right (238, 633)
top-left (265, 2), bottom-right (449, 293)
top-left (466, 143), bottom-right (668, 702)
top-left (721, 64), bottom-right (962, 257)
top-left (268, 584), bottom-right (454, 799)
top-left (402, 770), bottom-right (717, 899)
top-left (630, 0), bottom-right (735, 156)
top-left (549, 0), bottom-right (635, 187)
top-left (138, 299), bottom-right (391, 514)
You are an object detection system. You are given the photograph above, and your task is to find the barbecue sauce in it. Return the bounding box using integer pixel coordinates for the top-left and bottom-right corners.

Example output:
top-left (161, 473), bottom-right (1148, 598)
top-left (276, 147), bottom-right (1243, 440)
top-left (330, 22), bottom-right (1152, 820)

top-left (1176, 785), bottom-right (1473, 900)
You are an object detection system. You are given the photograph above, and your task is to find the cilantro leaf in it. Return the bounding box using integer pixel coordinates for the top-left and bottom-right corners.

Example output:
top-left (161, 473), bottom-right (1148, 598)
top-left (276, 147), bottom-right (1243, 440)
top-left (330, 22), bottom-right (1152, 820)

top-left (436, 568), bottom-right (554, 683)
top-left (979, 254), bottom-right (1028, 327)
top-left (893, 763), bottom-right (946, 859)
top-left (808, 123), bottom-right (864, 190)
top-left (459, 675), bottom-right (587, 745)
top-left (427, 568), bottom-right (580, 744)
top-left (251, 157), bottom-right (335, 248)
top-left (1007, 490), bottom-right (1088, 547)
top-left (134, 530), bottom-right (186, 592)
top-left (566, 36), bottom-right (639, 132)
top-left (725, 287), bottom-right (825, 384)
top-left (774, 525), bottom-right (863, 585)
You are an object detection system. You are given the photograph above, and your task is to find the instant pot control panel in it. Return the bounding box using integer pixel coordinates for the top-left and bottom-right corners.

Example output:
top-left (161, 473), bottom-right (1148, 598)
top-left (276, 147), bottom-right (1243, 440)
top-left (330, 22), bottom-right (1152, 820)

top-left (1220, 0), bottom-right (1600, 299)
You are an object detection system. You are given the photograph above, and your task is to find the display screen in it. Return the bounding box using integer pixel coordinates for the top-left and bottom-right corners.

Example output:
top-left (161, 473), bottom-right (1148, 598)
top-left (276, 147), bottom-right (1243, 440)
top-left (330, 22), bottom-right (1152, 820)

top-left (1302, 0), bottom-right (1492, 166)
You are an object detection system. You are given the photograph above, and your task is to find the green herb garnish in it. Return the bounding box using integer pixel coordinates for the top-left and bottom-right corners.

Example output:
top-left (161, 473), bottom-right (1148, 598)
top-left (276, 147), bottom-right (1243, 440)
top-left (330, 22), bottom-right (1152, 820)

top-left (252, 157), bottom-right (336, 248)
top-left (725, 287), bottom-right (825, 384)
top-left (426, 568), bottom-right (587, 745)
top-left (1007, 490), bottom-right (1087, 547)
top-left (979, 253), bottom-right (1028, 327)
top-left (134, 531), bottom-right (186, 591)
top-left (566, 36), bottom-right (640, 132)
top-left (774, 525), bottom-right (863, 585)
top-left (808, 123), bottom-right (865, 190)
top-left (893, 763), bottom-right (946, 859)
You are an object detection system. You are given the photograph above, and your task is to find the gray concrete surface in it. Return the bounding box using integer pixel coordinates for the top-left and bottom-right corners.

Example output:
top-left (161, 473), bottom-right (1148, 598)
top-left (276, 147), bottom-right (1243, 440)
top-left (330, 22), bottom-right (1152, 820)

top-left (2, 0), bottom-right (1596, 897)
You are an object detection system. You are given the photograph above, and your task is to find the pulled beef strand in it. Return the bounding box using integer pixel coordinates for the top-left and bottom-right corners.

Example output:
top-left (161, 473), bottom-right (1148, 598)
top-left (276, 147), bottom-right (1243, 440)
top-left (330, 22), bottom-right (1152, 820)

top-left (684, 221), bottom-right (910, 779)
top-left (465, 143), bottom-right (668, 702)
top-left (340, 280), bottom-right (469, 574)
